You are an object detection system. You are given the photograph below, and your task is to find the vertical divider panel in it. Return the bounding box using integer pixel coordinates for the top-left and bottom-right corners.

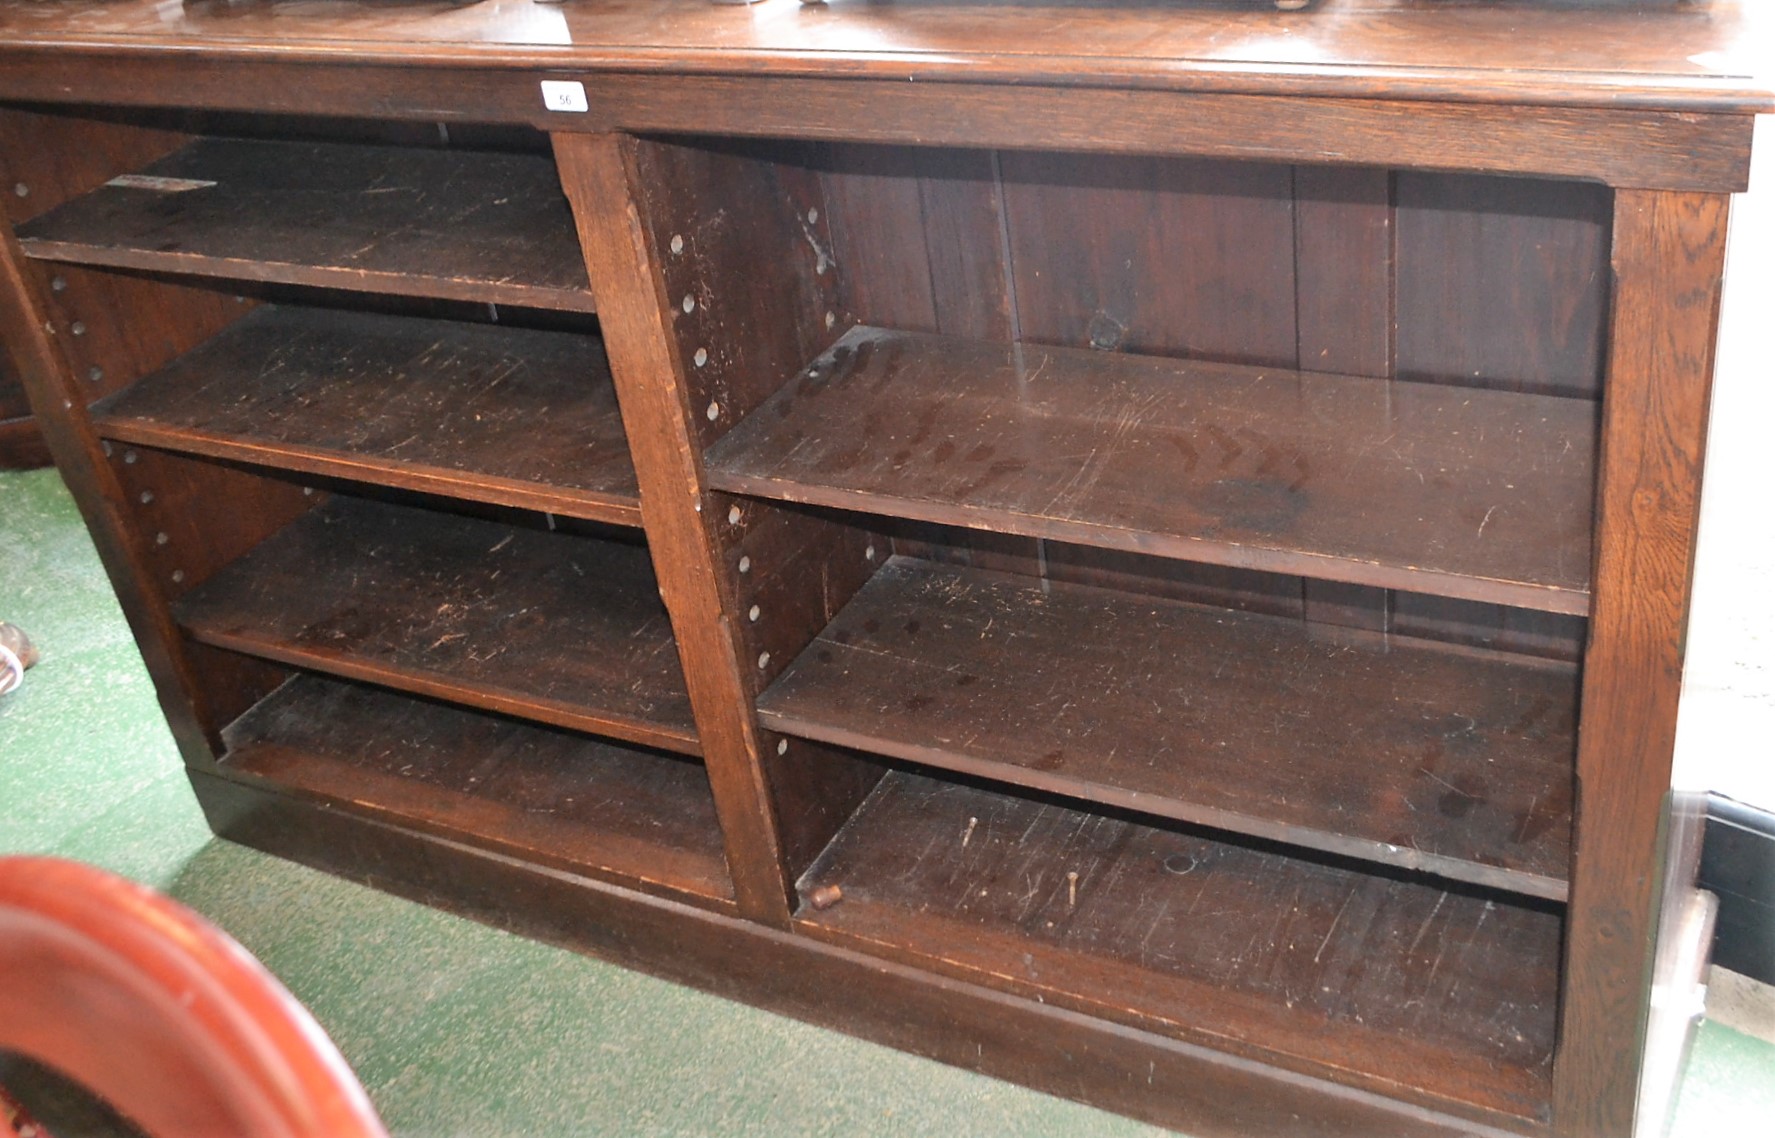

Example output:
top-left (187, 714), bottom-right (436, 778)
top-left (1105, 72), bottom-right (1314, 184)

top-left (555, 131), bottom-right (879, 925)
top-left (1552, 190), bottom-right (1729, 1138)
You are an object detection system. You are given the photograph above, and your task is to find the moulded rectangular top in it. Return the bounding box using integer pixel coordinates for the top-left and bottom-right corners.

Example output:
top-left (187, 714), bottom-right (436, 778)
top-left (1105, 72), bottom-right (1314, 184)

top-left (0, 0), bottom-right (1769, 113)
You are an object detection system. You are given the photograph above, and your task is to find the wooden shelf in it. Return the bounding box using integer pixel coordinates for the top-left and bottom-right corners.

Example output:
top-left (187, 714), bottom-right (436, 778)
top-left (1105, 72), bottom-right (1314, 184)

top-left (797, 769), bottom-right (1559, 1125)
top-left (705, 327), bottom-right (1597, 615)
top-left (175, 495), bottom-right (697, 753)
top-left (223, 674), bottom-right (733, 908)
top-left (16, 137), bottom-right (596, 312)
top-left (759, 557), bottom-right (1576, 900)
top-left (93, 305), bottom-right (641, 525)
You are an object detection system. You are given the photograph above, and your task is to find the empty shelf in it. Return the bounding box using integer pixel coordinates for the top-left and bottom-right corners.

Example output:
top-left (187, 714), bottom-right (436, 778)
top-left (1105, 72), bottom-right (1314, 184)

top-left (798, 770), bottom-right (1558, 1124)
top-left (176, 495), bottom-right (696, 753)
top-left (223, 675), bottom-right (731, 907)
top-left (94, 305), bottom-right (640, 525)
top-left (759, 557), bottom-right (1576, 899)
top-left (17, 137), bottom-right (595, 311)
top-left (706, 327), bottom-right (1596, 614)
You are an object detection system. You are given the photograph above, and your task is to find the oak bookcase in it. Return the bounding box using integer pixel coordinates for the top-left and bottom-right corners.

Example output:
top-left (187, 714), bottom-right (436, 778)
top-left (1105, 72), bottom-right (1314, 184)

top-left (0, 3), bottom-right (1766, 1136)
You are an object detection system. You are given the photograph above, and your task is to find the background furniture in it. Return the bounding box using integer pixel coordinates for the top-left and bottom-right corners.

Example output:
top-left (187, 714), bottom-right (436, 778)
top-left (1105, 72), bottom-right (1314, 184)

top-left (1, 3), bottom-right (1768, 1135)
top-left (0, 856), bottom-right (388, 1138)
top-left (0, 348), bottom-right (49, 468)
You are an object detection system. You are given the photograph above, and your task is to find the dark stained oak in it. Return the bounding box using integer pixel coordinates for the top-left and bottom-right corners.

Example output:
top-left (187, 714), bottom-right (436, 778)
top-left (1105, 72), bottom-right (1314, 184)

top-left (1001, 153), bottom-right (1298, 367)
top-left (16, 137), bottom-right (596, 312)
top-left (173, 494), bottom-right (698, 754)
top-left (1395, 174), bottom-right (1612, 400)
top-left (0, 334), bottom-right (50, 466)
top-left (191, 769), bottom-right (1546, 1138)
top-left (555, 131), bottom-right (814, 924)
top-left (705, 327), bottom-right (1597, 614)
top-left (630, 135), bottom-right (841, 454)
top-left (797, 770), bottom-right (1559, 1127)
top-left (0, 0), bottom-right (1769, 115)
top-left (0, 412), bottom-right (52, 469)
top-left (0, 3), bottom-right (1758, 1134)
top-left (1553, 191), bottom-right (1730, 1137)
top-left (222, 674), bottom-right (732, 908)
top-left (1293, 165), bottom-right (1392, 381)
top-left (92, 305), bottom-right (641, 525)
top-left (0, 61), bottom-right (1749, 196)
top-left (759, 557), bottom-right (1576, 900)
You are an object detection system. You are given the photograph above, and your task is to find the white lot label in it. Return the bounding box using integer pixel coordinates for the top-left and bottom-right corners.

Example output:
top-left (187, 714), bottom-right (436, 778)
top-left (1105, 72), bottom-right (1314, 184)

top-left (540, 80), bottom-right (589, 113)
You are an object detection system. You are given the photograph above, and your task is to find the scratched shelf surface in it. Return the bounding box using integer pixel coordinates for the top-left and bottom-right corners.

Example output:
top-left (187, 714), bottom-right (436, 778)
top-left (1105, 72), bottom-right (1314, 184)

top-left (796, 769), bottom-right (1559, 1125)
top-left (93, 305), bottom-right (641, 525)
top-left (16, 137), bottom-right (596, 311)
top-left (175, 493), bottom-right (698, 753)
top-left (223, 674), bottom-right (733, 908)
top-left (704, 326), bottom-right (1597, 614)
top-left (759, 557), bottom-right (1577, 901)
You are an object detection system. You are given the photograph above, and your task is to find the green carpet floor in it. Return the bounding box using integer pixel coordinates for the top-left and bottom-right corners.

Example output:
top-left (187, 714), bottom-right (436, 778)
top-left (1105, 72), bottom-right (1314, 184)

top-left (2, 464), bottom-right (1770, 1136)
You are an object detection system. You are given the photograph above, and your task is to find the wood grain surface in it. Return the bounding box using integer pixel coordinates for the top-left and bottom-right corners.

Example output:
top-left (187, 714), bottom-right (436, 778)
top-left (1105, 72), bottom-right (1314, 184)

top-left (174, 493), bottom-right (699, 754)
top-left (706, 326), bottom-right (1597, 613)
top-left (798, 770), bottom-right (1559, 1126)
top-left (1552, 191), bottom-right (1730, 1138)
top-left (193, 768), bottom-right (1544, 1138)
top-left (0, 0), bottom-right (1768, 114)
top-left (17, 137), bottom-right (596, 311)
top-left (760, 557), bottom-right (1577, 900)
top-left (223, 674), bottom-right (733, 907)
top-left (0, 7), bottom-right (1754, 1134)
top-left (556, 131), bottom-right (803, 923)
top-left (94, 305), bottom-right (641, 524)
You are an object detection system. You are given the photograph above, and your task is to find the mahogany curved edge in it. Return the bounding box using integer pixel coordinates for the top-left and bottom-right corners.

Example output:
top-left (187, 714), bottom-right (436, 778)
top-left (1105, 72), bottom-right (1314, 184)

top-left (0, 856), bottom-right (388, 1138)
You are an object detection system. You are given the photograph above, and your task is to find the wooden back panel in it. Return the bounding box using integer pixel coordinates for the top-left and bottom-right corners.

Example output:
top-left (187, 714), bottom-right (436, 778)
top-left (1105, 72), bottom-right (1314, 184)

top-left (812, 143), bottom-right (1603, 659)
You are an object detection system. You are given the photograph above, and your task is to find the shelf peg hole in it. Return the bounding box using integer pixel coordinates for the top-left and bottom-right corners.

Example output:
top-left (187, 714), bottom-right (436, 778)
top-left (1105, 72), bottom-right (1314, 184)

top-left (706, 401), bottom-right (720, 421)
top-left (776, 739), bottom-right (788, 756)
top-left (170, 570), bottom-right (185, 584)
top-left (670, 234), bottom-right (685, 255)
top-left (865, 544), bottom-right (876, 562)
top-left (122, 450), bottom-right (138, 465)
top-left (682, 294), bottom-right (696, 314)
top-left (302, 487), bottom-right (315, 497)
top-left (748, 605), bottom-right (760, 622)
top-left (1163, 853), bottom-right (1199, 875)
top-left (70, 321), bottom-right (86, 336)
top-left (154, 532), bottom-right (168, 546)
top-left (806, 207), bottom-right (819, 224)
top-left (88, 366), bottom-right (104, 383)
top-left (694, 347), bottom-right (708, 367)
top-left (50, 276), bottom-right (66, 292)
top-left (825, 311), bottom-right (836, 329)
top-left (737, 555), bottom-right (751, 574)
top-left (101, 441), bottom-right (113, 457)
top-left (728, 505), bottom-right (742, 526)
top-left (757, 652), bottom-right (770, 669)
top-left (139, 491), bottom-right (153, 505)
top-left (11, 182), bottom-right (26, 198)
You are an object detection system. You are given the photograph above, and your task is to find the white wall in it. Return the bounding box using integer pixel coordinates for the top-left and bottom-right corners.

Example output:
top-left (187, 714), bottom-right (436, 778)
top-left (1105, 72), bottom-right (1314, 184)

top-left (1671, 114), bottom-right (1775, 809)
